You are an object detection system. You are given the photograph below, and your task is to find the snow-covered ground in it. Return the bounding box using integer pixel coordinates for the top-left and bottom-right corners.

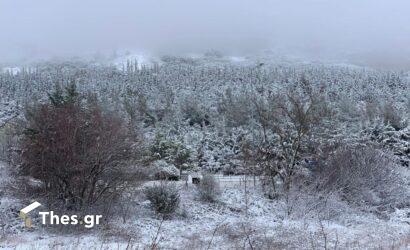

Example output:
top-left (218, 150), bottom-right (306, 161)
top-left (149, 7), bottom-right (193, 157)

top-left (1, 162), bottom-right (409, 249)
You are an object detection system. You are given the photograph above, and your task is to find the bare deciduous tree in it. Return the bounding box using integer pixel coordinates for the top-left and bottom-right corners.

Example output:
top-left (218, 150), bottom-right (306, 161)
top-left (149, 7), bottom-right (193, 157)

top-left (255, 78), bottom-right (330, 193)
top-left (20, 84), bottom-right (139, 210)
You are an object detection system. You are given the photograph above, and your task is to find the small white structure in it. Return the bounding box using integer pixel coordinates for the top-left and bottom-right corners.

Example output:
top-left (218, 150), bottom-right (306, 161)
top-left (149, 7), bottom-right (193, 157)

top-left (181, 171), bottom-right (203, 184)
top-left (20, 201), bottom-right (41, 228)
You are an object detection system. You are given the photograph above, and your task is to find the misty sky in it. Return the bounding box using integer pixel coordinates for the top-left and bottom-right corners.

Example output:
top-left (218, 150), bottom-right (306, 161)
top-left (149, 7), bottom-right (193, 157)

top-left (1, 0), bottom-right (409, 68)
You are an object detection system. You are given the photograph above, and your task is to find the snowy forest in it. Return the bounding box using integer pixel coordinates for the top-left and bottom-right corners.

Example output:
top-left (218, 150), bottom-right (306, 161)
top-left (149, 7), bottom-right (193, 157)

top-left (0, 53), bottom-right (409, 249)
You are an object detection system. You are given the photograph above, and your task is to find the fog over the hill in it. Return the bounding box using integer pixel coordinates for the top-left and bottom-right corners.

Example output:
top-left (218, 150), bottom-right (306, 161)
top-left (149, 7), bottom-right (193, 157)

top-left (1, 0), bottom-right (409, 69)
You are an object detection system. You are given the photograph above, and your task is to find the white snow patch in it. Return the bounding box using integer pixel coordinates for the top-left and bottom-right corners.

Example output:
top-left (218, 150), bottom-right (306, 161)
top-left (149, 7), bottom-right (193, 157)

top-left (112, 53), bottom-right (156, 70)
top-left (229, 56), bottom-right (246, 63)
top-left (1, 67), bottom-right (21, 75)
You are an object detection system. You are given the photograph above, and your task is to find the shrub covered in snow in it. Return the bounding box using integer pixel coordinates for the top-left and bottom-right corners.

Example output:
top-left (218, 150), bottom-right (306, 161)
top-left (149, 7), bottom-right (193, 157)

top-left (151, 160), bottom-right (180, 180)
top-left (144, 183), bottom-right (180, 217)
top-left (150, 133), bottom-right (192, 176)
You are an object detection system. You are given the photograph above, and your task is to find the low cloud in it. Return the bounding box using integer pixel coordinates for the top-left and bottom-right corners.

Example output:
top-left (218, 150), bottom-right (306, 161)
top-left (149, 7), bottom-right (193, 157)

top-left (1, 0), bottom-right (409, 68)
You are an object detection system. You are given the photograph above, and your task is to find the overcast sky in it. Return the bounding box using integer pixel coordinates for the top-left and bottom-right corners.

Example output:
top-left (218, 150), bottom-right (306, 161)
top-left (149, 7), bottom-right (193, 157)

top-left (0, 0), bottom-right (409, 68)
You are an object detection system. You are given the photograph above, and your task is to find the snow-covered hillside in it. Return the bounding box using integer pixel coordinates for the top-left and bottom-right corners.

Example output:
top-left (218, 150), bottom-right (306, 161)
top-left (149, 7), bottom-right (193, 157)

top-left (0, 56), bottom-right (409, 249)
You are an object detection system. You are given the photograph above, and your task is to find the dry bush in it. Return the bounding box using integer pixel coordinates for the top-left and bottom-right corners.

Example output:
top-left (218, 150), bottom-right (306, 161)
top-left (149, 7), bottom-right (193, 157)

top-left (382, 101), bottom-right (405, 130)
top-left (197, 174), bottom-right (221, 202)
top-left (181, 233), bottom-right (208, 249)
top-left (279, 181), bottom-right (352, 220)
top-left (0, 121), bottom-right (21, 165)
top-left (314, 146), bottom-right (404, 207)
top-left (364, 100), bottom-right (379, 121)
top-left (19, 84), bottom-right (139, 210)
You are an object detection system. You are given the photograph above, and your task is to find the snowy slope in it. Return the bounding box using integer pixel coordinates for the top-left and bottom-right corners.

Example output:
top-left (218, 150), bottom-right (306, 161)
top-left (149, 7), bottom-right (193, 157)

top-left (1, 179), bottom-right (409, 249)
